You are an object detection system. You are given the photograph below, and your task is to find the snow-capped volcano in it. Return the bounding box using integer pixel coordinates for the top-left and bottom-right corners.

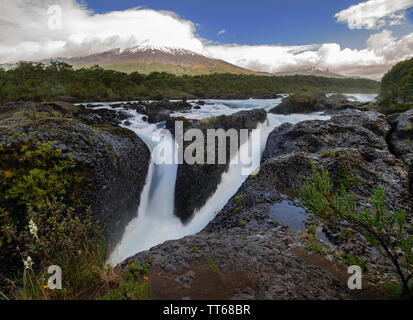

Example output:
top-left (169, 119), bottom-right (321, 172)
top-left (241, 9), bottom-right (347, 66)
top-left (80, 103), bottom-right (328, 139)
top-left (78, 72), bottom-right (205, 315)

top-left (51, 45), bottom-right (257, 76)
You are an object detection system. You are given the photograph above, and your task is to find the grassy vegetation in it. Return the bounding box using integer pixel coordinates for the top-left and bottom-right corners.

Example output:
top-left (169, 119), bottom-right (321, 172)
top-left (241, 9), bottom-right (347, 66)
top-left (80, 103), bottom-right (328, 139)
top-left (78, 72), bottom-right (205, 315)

top-left (100, 262), bottom-right (151, 300)
top-left (207, 254), bottom-right (226, 284)
top-left (1, 200), bottom-right (108, 300)
top-left (0, 61), bottom-right (379, 104)
top-left (299, 164), bottom-right (413, 297)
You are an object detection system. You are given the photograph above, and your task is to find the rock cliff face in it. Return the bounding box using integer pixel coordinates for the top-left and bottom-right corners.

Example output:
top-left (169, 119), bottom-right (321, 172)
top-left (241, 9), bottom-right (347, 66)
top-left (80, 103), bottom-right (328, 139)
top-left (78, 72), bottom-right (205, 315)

top-left (166, 109), bottom-right (267, 223)
top-left (0, 102), bottom-right (150, 278)
top-left (388, 109), bottom-right (413, 193)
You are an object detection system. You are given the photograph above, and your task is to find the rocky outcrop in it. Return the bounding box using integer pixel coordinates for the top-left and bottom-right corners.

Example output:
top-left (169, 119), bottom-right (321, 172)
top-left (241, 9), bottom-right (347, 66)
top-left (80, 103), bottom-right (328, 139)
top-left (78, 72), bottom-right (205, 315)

top-left (263, 109), bottom-right (390, 161)
top-left (0, 102), bottom-right (151, 278)
top-left (207, 108), bottom-right (412, 284)
top-left (166, 109), bottom-right (267, 223)
top-left (73, 108), bottom-right (132, 126)
top-left (388, 109), bottom-right (413, 193)
top-left (268, 93), bottom-right (356, 115)
top-left (103, 100), bottom-right (193, 124)
top-left (124, 226), bottom-right (354, 300)
top-left (122, 108), bottom-right (410, 300)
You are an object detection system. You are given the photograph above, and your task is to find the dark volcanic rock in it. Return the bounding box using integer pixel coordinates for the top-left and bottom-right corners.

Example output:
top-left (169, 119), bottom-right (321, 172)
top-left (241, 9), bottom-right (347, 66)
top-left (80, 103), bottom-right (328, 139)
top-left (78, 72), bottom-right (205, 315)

top-left (269, 93), bottom-right (355, 115)
top-left (109, 100), bottom-right (192, 124)
top-left (167, 109), bottom-right (267, 223)
top-left (147, 109), bottom-right (171, 123)
top-left (206, 109), bottom-right (412, 284)
top-left (260, 109), bottom-right (412, 214)
top-left (124, 227), bottom-right (354, 300)
top-left (388, 109), bottom-right (413, 192)
top-left (73, 108), bottom-right (132, 126)
top-left (262, 109), bottom-right (390, 162)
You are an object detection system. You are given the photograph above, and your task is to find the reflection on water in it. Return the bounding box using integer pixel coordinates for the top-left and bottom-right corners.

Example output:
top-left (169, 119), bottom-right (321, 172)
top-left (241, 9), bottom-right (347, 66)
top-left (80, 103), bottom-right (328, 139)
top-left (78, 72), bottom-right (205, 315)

top-left (270, 200), bottom-right (308, 233)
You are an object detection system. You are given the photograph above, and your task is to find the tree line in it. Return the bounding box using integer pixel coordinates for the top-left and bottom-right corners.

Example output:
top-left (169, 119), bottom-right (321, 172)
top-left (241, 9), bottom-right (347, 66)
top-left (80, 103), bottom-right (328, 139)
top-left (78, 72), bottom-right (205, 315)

top-left (381, 57), bottom-right (413, 104)
top-left (0, 61), bottom-right (380, 104)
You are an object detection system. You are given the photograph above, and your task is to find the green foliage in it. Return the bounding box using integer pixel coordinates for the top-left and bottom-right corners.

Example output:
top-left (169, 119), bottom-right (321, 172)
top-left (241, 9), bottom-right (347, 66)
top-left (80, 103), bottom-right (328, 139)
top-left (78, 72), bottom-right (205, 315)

top-left (305, 242), bottom-right (327, 255)
top-left (381, 57), bottom-right (413, 104)
top-left (2, 200), bottom-right (106, 300)
top-left (100, 262), bottom-right (151, 300)
top-left (299, 164), bottom-right (413, 296)
top-left (124, 262), bottom-right (148, 279)
top-left (339, 253), bottom-right (367, 270)
top-left (232, 207), bottom-right (242, 214)
top-left (321, 149), bottom-right (337, 159)
top-left (0, 61), bottom-right (379, 104)
top-left (0, 141), bottom-right (84, 248)
top-left (382, 282), bottom-right (405, 299)
top-left (234, 195), bottom-right (243, 204)
top-left (238, 220), bottom-right (247, 227)
top-left (303, 225), bottom-right (327, 255)
top-left (207, 254), bottom-right (226, 284)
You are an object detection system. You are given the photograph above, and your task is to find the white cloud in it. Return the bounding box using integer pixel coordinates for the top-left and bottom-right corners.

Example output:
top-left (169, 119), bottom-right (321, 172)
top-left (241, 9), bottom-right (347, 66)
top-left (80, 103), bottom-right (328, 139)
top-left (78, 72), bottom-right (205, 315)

top-left (0, 0), bottom-right (204, 62)
top-left (335, 0), bottom-right (413, 30)
top-left (0, 0), bottom-right (413, 79)
top-left (205, 30), bottom-right (413, 80)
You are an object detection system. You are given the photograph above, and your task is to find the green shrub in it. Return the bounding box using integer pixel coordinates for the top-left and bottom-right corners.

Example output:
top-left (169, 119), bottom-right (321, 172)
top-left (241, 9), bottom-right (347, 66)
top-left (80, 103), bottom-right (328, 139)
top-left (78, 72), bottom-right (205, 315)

top-left (0, 141), bottom-right (84, 249)
top-left (100, 262), bottom-right (151, 300)
top-left (299, 164), bottom-right (413, 296)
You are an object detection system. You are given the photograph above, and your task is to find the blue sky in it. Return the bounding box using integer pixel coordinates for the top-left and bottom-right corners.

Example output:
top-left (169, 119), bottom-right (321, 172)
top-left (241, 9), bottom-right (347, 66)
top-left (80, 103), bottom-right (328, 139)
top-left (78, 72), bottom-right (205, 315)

top-left (2, 0), bottom-right (413, 78)
top-left (83, 0), bottom-right (413, 49)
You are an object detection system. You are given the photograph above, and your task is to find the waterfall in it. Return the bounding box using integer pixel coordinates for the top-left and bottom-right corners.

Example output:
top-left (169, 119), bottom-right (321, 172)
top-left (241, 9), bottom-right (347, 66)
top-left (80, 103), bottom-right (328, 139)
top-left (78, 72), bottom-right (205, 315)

top-left (100, 99), bottom-right (334, 265)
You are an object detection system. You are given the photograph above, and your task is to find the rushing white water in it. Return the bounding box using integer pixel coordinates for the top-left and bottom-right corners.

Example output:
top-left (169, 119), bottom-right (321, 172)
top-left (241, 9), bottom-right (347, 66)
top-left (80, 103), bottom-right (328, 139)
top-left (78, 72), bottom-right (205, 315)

top-left (86, 95), bottom-right (376, 265)
top-left (106, 99), bottom-right (332, 265)
top-left (326, 93), bottom-right (378, 103)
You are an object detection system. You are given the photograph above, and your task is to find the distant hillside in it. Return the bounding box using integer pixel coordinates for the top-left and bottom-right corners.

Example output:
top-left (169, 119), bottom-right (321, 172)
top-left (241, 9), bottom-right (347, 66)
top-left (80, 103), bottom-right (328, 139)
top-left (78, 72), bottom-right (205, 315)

top-left (274, 66), bottom-right (348, 79)
top-left (51, 45), bottom-right (258, 76)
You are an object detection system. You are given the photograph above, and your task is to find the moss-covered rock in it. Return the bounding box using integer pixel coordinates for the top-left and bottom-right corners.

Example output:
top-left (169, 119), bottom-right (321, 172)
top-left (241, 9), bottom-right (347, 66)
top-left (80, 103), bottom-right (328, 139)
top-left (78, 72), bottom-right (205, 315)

top-left (269, 93), bottom-right (355, 115)
top-left (0, 102), bottom-right (150, 280)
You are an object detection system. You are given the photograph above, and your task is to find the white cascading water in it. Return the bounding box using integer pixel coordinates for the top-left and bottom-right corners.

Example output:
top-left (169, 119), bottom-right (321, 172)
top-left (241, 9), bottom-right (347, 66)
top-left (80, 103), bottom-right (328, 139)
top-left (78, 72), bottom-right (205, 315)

top-left (89, 95), bottom-right (376, 265)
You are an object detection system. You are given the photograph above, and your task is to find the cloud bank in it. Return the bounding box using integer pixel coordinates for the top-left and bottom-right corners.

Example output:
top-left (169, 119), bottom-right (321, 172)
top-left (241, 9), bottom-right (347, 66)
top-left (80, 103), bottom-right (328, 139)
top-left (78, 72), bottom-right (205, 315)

top-left (1, 0), bottom-right (413, 79)
top-left (335, 0), bottom-right (413, 30)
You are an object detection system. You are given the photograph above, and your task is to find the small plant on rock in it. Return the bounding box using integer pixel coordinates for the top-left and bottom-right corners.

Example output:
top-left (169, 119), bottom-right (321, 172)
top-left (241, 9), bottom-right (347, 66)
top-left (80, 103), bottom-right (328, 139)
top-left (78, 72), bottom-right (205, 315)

top-left (299, 164), bottom-right (413, 296)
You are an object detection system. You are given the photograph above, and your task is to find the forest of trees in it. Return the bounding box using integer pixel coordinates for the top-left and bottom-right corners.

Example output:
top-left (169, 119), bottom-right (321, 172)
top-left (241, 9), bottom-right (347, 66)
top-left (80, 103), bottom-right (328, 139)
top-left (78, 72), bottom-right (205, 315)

top-left (381, 57), bottom-right (413, 103)
top-left (0, 61), bottom-right (380, 104)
